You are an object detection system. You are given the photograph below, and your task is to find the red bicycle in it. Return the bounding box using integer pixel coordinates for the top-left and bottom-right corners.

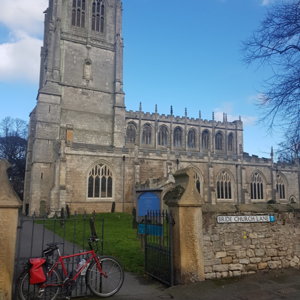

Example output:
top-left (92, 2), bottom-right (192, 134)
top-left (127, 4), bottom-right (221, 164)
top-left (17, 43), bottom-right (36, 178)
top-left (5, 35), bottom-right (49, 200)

top-left (17, 230), bottom-right (124, 299)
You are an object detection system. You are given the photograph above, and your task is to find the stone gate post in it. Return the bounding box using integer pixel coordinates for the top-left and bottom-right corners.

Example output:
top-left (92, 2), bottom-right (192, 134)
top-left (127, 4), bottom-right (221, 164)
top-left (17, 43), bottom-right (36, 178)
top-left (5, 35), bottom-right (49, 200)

top-left (164, 167), bottom-right (205, 284)
top-left (0, 160), bottom-right (22, 300)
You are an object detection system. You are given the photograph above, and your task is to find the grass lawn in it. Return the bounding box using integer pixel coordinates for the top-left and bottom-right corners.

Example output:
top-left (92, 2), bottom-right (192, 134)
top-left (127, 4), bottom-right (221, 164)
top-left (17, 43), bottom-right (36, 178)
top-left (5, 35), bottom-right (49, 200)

top-left (41, 213), bottom-right (144, 274)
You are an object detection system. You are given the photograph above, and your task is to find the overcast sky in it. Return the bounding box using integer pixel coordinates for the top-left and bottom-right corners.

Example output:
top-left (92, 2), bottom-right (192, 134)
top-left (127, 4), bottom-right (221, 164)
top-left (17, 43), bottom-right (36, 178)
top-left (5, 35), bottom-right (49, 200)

top-left (0, 0), bottom-right (283, 157)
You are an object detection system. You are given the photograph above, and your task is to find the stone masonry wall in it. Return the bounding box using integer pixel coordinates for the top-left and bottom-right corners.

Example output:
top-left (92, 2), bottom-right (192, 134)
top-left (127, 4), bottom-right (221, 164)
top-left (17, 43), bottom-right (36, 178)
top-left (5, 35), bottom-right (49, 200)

top-left (202, 204), bottom-right (300, 279)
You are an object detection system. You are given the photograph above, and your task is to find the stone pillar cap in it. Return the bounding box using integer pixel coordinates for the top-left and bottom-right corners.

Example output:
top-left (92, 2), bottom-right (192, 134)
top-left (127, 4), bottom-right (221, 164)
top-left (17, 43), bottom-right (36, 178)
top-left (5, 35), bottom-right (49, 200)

top-left (0, 159), bottom-right (22, 208)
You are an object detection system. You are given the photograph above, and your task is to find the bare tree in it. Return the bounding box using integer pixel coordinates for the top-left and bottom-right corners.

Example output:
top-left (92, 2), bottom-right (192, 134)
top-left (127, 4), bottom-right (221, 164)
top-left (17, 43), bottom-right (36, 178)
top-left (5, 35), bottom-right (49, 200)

top-left (0, 117), bottom-right (27, 199)
top-left (243, 0), bottom-right (300, 156)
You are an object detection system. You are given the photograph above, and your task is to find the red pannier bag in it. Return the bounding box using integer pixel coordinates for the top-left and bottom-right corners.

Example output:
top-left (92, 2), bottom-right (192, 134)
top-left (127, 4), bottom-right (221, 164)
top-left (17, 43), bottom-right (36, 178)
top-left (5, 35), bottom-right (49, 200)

top-left (29, 258), bottom-right (47, 284)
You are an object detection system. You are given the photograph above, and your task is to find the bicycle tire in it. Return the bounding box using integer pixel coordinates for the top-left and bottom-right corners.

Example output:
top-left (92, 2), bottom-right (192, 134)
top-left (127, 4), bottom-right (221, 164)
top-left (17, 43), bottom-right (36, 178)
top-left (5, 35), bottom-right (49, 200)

top-left (86, 256), bottom-right (124, 297)
top-left (17, 268), bottom-right (61, 300)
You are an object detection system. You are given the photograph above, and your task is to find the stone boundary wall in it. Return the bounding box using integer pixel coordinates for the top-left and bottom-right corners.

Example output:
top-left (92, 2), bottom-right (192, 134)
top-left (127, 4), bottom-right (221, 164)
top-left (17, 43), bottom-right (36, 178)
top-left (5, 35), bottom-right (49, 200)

top-left (202, 204), bottom-right (300, 279)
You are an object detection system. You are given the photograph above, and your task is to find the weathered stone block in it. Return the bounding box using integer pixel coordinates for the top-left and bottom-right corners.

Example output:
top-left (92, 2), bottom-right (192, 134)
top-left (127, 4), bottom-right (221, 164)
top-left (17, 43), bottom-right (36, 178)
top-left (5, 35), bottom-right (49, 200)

top-left (239, 258), bottom-right (250, 264)
top-left (215, 251), bottom-right (227, 258)
top-left (255, 249), bottom-right (265, 257)
top-left (222, 256), bottom-right (233, 264)
top-left (228, 264), bottom-right (243, 271)
top-left (245, 264), bottom-right (257, 271)
top-left (258, 262), bottom-right (268, 270)
top-left (266, 249), bottom-right (277, 257)
top-left (213, 264), bottom-right (229, 272)
top-left (250, 257), bottom-right (262, 263)
top-left (268, 261), bottom-right (281, 269)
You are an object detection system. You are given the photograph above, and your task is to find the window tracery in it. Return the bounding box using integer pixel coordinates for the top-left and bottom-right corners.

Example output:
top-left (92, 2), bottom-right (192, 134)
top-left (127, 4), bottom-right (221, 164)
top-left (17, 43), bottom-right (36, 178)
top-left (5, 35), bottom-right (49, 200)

top-left (217, 171), bottom-right (232, 199)
top-left (250, 172), bottom-right (264, 200)
top-left (158, 125), bottom-right (168, 146)
top-left (142, 124), bottom-right (152, 145)
top-left (88, 163), bottom-right (112, 199)
top-left (92, 0), bottom-right (105, 32)
top-left (202, 130), bottom-right (209, 150)
top-left (72, 0), bottom-right (86, 28)
top-left (173, 127), bottom-right (183, 147)
top-left (126, 122), bottom-right (137, 144)
top-left (215, 132), bottom-right (223, 150)
top-left (276, 174), bottom-right (286, 200)
top-left (188, 129), bottom-right (196, 148)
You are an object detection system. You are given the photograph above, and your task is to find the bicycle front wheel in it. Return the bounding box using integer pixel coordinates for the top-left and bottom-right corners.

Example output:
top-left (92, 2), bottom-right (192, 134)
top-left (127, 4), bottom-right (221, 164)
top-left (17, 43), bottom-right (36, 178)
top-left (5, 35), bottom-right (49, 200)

top-left (17, 268), bottom-right (61, 300)
top-left (86, 256), bottom-right (124, 297)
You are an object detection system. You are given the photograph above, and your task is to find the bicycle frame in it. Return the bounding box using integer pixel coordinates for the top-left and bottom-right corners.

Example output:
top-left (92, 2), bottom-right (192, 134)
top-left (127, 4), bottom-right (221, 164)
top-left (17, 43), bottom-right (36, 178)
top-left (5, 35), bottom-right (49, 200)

top-left (40, 249), bottom-right (105, 288)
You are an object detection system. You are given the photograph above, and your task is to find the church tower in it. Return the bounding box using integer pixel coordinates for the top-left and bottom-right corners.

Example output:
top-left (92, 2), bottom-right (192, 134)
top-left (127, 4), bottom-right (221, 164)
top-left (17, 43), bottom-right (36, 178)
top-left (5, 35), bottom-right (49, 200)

top-left (24, 0), bottom-right (126, 215)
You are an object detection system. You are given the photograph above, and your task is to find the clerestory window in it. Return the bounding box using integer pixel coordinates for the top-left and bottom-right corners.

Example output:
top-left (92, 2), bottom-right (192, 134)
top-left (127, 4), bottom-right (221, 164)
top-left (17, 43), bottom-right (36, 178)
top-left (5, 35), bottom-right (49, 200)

top-left (142, 124), bottom-right (152, 145)
top-left (72, 0), bottom-right (86, 28)
top-left (215, 132), bottom-right (223, 150)
top-left (188, 129), bottom-right (196, 148)
top-left (92, 0), bottom-right (105, 33)
top-left (173, 127), bottom-right (183, 147)
top-left (276, 174), bottom-right (286, 200)
top-left (126, 122), bottom-right (137, 144)
top-left (228, 133), bottom-right (234, 152)
top-left (202, 130), bottom-right (209, 150)
top-left (250, 172), bottom-right (264, 200)
top-left (158, 125), bottom-right (168, 146)
top-left (217, 171), bottom-right (232, 200)
top-left (88, 163), bottom-right (113, 199)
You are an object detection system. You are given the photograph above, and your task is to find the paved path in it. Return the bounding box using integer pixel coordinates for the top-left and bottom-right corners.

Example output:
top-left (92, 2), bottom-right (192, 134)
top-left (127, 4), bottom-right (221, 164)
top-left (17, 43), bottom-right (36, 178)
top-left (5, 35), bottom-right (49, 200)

top-left (84, 268), bottom-right (300, 300)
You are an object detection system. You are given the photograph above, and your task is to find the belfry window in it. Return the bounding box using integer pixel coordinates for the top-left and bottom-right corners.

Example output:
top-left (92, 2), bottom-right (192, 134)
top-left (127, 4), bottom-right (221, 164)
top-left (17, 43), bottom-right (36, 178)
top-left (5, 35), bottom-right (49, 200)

top-left (215, 132), bottom-right (223, 150)
top-left (228, 133), bottom-right (234, 151)
top-left (188, 129), bottom-right (196, 148)
top-left (158, 125), bottom-right (168, 146)
top-left (276, 175), bottom-right (286, 200)
top-left (72, 0), bottom-right (86, 28)
top-left (250, 172), bottom-right (264, 200)
top-left (92, 0), bottom-right (105, 32)
top-left (88, 163), bottom-right (113, 199)
top-left (173, 127), bottom-right (183, 147)
top-left (126, 122), bottom-right (137, 144)
top-left (202, 130), bottom-right (209, 150)
top-left (217, 171), bottom-right (232, 199)
top-left (142, 124), bottom-right (152, 145)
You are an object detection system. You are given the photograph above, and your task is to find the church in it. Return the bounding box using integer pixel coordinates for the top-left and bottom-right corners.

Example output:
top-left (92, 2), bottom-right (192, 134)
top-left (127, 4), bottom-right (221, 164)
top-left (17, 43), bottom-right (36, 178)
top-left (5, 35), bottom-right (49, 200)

top-left (23, 0), bottom-right (300, 216)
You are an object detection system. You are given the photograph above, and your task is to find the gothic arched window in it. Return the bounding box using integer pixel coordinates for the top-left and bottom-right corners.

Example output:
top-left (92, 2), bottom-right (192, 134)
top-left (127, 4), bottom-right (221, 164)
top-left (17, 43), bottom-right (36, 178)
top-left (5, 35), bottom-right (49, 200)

top-left (173, 127), bottom-right (183, 147)
top-left (88, 163), bottom-right (112, 199)
top-left (202, 130), bottom-right (209, 150)
top-left (217, 171), bottom-right (232, 199)
top-left (250, 172), bottom-right (264, 200)
top-left (158, 125), bottom-right (168, 146)
top-left (215, 132), bottom-right (223, 150)
top-left (92, 0), bottom-right (105, 32)
top-left (228, 133), bottom-right (234, 152)
top-left (276, 174), bottom-right (286, 200)
top-left (188, 129), bottom-right (196, 148)
top-left (126, 122), bottom-right (137, 144)
top-left (142, 124), bottom-right (152, 145)
top-left (72, 0), bottom-right (86, 28)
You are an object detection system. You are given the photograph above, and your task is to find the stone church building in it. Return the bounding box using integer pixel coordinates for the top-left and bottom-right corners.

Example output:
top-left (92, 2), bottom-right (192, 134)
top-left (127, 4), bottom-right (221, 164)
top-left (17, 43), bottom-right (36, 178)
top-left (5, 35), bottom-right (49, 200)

top-left (24, 0), bottom-right (300, 216)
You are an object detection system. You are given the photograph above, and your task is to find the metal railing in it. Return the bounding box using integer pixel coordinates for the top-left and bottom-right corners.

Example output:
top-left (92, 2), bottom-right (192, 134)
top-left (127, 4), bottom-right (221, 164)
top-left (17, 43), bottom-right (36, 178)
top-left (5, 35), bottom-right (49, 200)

top-left (14, 212), bottom-right (104, 298)
top-left (142, 210), bottom-right (174, 286)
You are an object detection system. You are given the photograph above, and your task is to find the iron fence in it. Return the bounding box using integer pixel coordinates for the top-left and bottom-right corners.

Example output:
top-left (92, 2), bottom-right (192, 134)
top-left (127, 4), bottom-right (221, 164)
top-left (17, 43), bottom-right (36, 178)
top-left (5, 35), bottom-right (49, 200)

top-left (14, 212), bottom-right (104, 298)
top-left (142, 210), bottom-right (174, 286)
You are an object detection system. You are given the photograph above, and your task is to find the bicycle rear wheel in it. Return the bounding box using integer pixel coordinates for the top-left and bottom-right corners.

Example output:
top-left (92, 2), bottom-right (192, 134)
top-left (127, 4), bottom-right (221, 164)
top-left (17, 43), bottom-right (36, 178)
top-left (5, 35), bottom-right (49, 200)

top-left (17, 268), bottom-right (61, 300)
top-left (86, 256), bottom-right (124, 297)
